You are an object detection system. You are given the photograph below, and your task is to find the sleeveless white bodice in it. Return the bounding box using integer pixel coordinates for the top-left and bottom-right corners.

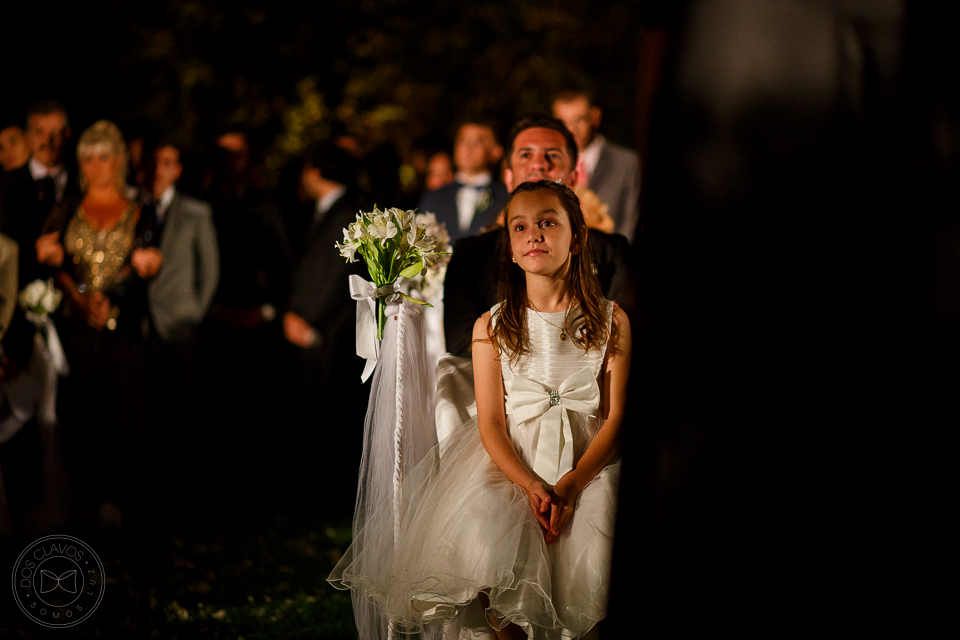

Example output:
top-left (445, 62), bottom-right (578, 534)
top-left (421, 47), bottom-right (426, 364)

top-left (495, 302), bottom-right (613, 484)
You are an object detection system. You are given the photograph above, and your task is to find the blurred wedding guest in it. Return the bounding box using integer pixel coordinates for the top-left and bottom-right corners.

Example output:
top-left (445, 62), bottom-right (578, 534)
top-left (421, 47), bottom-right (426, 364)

top-left (420, 121), bottom-right (508, 243)
top-left (552, 90), bottom-right (641, 241)
top-left (0, 233), bottom-right (20, 537)
top-left (442, 115), bottom-right (632, 358)
top-left (0, 121), bottom-right (30, 173)
top-left (0, 234), bottom-right (16, 341)
top-left (197, 130), bottom-right (294, 501)
top-left (144, 142), bottom-right (219, 507)
top-left (275, 155), bottom-right (317, 264)
top-left (0, 234), bottom-right (19, 436)
top-left (1, 101), bottom-right (77, 294)
top-left (283, 143), bottom-right (367, 512)
top-left (203, 130), bottom-right (292, 332)
top-left (36, 120), bottom-right (162, 531)
top-left (0, 233), bottom-right (15, 532)
top-left (0, 102), bottom-right (77, 535)
top-left (424, 150), bottom-right (455, 191)
top-left (125, 135), bottom-right (149, 196)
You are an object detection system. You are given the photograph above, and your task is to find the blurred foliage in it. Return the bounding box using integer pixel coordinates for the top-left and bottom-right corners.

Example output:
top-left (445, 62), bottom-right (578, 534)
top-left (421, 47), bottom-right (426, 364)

top-left (9, 0), bottom-right (642, 185)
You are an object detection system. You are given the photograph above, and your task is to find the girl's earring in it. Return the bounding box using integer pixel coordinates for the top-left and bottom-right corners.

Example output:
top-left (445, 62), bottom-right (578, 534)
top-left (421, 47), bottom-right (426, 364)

top-left (511, 256), bottom-right (517, 262)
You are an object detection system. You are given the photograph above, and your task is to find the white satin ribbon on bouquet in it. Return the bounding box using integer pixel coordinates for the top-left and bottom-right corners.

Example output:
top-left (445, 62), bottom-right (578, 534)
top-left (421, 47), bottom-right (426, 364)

top-left (26, 313), bottom-right (69, 376)
top-left (348, 275), bottom-right (400, 382)
top-left (1, 315), bottom-right (70, 439)
top-left (508, 367), bottom-right (599, 485)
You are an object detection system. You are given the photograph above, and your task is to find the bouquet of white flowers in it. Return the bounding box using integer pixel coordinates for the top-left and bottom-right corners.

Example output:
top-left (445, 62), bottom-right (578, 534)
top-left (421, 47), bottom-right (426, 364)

top-left (336, 207), bottom-right (445, 340)
top-left (399, 212), bottom-right (451, 303)
top-left (5, 278), bottom-right (69, 433)
top-left (19, 278), bottom-right (63, 327)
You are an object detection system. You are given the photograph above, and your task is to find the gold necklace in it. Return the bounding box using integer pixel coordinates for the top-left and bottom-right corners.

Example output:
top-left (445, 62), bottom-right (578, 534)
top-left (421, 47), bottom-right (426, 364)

top-left (532, 308), bottom-right (568, 341)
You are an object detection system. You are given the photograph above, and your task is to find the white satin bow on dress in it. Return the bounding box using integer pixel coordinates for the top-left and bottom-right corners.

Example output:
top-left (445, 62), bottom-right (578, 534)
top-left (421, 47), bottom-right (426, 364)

top-left (507, 367), bottom-right (599, 485)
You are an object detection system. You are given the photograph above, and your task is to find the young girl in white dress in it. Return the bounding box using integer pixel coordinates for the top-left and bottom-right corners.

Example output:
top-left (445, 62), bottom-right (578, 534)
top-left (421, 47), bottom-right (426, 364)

top-left (330, 180), bottom-right (631, 640)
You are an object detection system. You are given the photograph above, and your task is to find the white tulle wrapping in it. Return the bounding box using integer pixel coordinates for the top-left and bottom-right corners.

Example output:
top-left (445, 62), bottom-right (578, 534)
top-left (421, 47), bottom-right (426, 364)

top-left (330, 302), bottom-right (620, 640)
top-left (332, 413), bottom-right (619, 639)
top-left (334, 299), bottom-right (441, 640)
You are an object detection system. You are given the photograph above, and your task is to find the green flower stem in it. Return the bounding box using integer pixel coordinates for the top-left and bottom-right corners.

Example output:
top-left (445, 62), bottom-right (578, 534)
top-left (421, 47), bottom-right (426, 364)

top-left (376, 297), bottom-right (387, 341)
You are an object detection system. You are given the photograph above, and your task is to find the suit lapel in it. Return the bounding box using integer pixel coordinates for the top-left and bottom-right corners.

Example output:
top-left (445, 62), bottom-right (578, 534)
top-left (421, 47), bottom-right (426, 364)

top-left (441, 185), bottom-right (460, 236)
top-left (590, 145), bottom-right (613, 190)
top-left (158, 192), bottom-right (182, 252)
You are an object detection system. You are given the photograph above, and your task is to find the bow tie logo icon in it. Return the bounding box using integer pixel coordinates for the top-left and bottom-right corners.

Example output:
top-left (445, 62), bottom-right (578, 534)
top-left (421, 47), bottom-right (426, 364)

top-left (39, 569), bottom-right (78, 594)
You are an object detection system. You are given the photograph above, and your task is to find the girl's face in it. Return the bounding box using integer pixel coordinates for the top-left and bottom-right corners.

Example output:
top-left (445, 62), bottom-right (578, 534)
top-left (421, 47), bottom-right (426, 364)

top-left (79, 147), bottom-right (121, 191)
top-left (507, 189), bottom-right (580, 278)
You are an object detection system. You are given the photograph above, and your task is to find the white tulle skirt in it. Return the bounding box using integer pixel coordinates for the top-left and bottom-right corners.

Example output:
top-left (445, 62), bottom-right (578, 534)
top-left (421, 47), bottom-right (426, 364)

top-left (330, 410), bottom-right (620, 640)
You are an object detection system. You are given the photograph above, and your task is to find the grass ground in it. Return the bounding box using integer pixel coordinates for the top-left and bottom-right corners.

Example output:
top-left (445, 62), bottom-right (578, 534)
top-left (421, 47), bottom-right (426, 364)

top-left (0, 508), bottom-right (358, 639)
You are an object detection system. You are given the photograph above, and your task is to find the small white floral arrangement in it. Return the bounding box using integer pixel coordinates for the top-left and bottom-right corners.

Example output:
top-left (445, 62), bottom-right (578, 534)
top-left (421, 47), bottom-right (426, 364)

top-left (474, 189), bottom-right (492, 218)
top-left (400, 212), bottom-right (451, 303)
top-left (19, 278), bottom-right (63, 324)
top-left (336, 207), bottom-right (447, 339)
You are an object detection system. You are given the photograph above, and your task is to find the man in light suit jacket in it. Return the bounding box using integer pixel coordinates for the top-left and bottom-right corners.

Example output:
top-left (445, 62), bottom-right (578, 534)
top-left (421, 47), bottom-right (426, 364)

top-left (146, 143), bottom-right (219, 508)
top-left (553, 90), bottom-right (642, 242)
top-left (419, 121), bottom-right (509, 243)
top-left (148, 144), bottom-right (219, 343)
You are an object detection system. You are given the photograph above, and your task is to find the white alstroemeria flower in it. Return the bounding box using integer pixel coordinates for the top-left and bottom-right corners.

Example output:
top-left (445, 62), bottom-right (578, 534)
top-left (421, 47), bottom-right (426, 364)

top-left (40, 288), bottom-right (62, 312)
top-left (336, 229), bottom-right (362, 262)
top-left (415, 212), bottom-right (450, 250)
top-left (418, 233), bottom-right (436, 251)
top-left (366, 217), bottom-right (384, 240)
top-left (405, 225), bottom-right (421, 247)
top-left (394, 208), bottom-right (416, 230)
top-left (347, 221), bottom-right (363, 242)
top-left (375, 218), bottom-right (398, 245)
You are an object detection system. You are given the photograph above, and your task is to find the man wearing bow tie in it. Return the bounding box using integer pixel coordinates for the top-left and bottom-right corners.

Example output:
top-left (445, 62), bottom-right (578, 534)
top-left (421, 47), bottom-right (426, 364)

top-left (419, 121), bottom-right (509, 243)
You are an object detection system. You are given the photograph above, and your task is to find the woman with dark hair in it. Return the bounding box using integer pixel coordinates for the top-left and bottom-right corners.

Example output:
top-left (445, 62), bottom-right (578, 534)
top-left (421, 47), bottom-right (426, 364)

top-left (332, 180), bottom-right (631, 640)
top-left (36, 120), bottom-right (162, 530)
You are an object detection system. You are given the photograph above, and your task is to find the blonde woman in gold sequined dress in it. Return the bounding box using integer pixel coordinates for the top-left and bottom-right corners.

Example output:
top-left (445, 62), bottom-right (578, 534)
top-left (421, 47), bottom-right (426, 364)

top-left (36, 120), bottom-right (163, 530)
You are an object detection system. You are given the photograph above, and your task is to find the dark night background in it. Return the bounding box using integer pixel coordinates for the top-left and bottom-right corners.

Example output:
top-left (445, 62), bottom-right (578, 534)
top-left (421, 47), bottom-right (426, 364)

top-left (3, 0), bottom-right (645, 189)
top-left (1, 1), bottom-right (955, 637)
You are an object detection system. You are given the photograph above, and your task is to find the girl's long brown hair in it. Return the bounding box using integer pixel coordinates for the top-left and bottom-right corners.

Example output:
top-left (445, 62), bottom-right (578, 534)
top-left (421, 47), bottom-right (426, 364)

top-left (492, 180), bottom-right (609, 360)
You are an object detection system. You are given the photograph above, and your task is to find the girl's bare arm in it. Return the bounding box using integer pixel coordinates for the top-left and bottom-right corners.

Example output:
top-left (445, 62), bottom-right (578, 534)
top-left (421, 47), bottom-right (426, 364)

top-left (473, 313), bottom-right (553, 531)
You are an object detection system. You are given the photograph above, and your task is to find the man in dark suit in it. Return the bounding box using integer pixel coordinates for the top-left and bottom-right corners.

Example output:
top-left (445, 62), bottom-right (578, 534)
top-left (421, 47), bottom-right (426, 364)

top-left (144, 143), bottom-right (219, 506)
top-left (443, 115), bottom-right (633, 357)
top-left (0, 101), bottom-right (75, 533)
top-left (419, 121), bottom-right (508, 243)
top-left (283, 144), bottom-right (368, 512)
top-left (0, 101), bottom-right (77, 370)
top-left (0, 100), bottom-right (75, 290)
top-left (552, 90), bottom-right (641, 242)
